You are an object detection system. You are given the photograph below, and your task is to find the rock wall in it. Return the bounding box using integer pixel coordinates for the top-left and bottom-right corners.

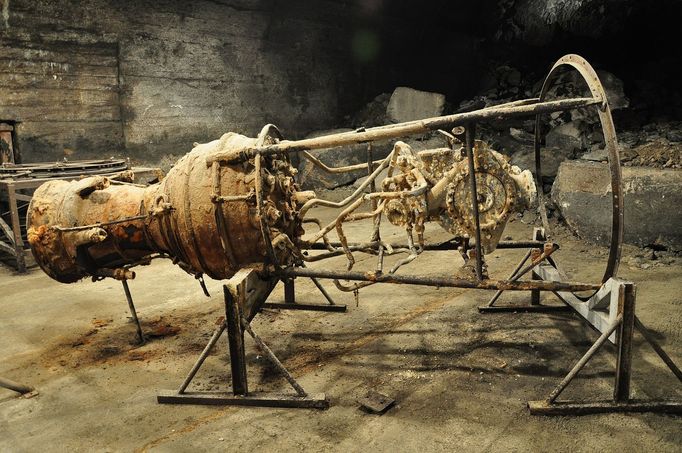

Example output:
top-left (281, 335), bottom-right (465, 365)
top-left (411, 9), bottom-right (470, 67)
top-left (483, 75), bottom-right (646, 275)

top-left (0, 0), bottom-right (359, 165)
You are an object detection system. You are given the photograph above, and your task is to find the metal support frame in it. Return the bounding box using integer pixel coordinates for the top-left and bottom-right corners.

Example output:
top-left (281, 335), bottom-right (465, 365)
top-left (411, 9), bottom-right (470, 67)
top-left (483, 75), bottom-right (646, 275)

top-left (527, 281), bottom-right (682, 415)
top-left (158, 273), bottom-right (328, 409)
top-left (478, 228), bottom-right (570, 313)
top-left (262, 277), bottom-right (347, 312)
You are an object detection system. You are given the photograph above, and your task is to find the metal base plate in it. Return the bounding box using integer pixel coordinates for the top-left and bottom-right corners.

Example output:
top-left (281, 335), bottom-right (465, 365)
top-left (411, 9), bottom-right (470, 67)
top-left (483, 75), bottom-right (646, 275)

top-left (528, 399), bottom-right (682, 416)
top-left (157, 390), bottom-right (329, 409)
top-left (358, 390), bottom-right (395, 414)
top-left (262, 302), bottom-right (347, 312)
top-left (478, 304), bottom-right (571, 313)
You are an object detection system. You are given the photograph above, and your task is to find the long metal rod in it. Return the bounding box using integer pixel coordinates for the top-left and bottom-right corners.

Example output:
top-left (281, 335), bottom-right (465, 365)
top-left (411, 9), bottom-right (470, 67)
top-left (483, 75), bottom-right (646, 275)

top-left (547, 314), bottom-right (623, 403)
top-left (634, 317), bottom-right (682, 382)
top-left (206, 97), bottom-right (600, 165)
top-left (0, 376), bottom-right (34, 394)
top-left (122, 280), bottom-right (145, 344)
top-left (311, 277), bottom-right (337, 305)
top-left (240, 318), bottom-right (307, 397)
top-left (303, 239), bottom-right (546, 251)
top-left (178, 322), bottom-right (226, 393)
top-left (487, 249), bottom-right (533, 307)
top-left (465, 123), bottom-right (484, 280)
top-left (279, 267), bottom-right (600, 292)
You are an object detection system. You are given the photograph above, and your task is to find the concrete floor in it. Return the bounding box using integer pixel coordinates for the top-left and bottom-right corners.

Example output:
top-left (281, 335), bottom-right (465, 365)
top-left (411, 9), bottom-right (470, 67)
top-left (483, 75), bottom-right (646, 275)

top-left (1, 208), bottom-right (681, 452)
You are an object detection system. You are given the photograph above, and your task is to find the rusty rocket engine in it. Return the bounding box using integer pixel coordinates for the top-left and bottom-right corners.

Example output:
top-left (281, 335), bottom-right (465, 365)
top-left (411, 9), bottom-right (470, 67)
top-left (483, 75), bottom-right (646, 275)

top-left (27, 127), bottom-right (304, 283)
top-left (28, 124), bottom-right (535, 284)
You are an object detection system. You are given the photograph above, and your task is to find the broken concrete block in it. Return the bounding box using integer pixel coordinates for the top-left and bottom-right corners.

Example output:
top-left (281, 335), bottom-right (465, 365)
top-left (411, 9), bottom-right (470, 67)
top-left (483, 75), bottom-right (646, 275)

top-left (510, 146), bottom-right (574, 181)
top-left (552, 160), bottom-right (682, 250)
top-left (296, 129), bottom-right (392, 190)
top-left (386, 87), bottom-right (446, 123)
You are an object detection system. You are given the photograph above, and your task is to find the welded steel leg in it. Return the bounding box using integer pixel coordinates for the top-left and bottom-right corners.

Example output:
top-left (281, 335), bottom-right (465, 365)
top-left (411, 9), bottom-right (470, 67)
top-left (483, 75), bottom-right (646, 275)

top-left (178, 321), bottom-right (226, 394)
top-left (531, 269), bottom-right (541, 306)
top-left (158, 282), bottom-right (328, 408)
top-left (547, 315), bottom-right (623, 404)
top-left (241, 318), bottom-right (307, 396)
top-left (614, 283), bottom-right (635, 402)
top-left (634, 317), bottom-right (682, 382)
top-left (311, 277), bottom-right (337, 305)
top-left (284, 278), bottom-right (295, 304)
top-left (464, 123), bottom-right (484, 280)
top-left (122, 280), bottom-right (145, 344)
top-left (225, 286), bottom-right (248, 396)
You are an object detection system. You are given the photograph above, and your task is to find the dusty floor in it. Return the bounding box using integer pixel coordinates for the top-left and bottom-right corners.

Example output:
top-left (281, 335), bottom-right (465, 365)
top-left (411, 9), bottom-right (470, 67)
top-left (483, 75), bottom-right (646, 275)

top-left (1, 207), bottom-right (680, 452)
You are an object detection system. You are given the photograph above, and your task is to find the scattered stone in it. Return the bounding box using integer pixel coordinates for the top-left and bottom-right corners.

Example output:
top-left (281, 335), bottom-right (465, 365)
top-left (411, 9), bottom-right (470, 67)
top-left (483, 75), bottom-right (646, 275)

top-left (545, 121), bottom-right (587, 151)
top-left (386, 87), bottom-right (446, 123)
top-left (511, 146), bottom-right (574, 180)
top-left (509, 127), bottom-right (534, 145)
top-left (580, 147), bottom-right (608, 162)
top-left (666, 129), bottom-right (682, 142)
top-left (350, 93), bottom-right (390, 128)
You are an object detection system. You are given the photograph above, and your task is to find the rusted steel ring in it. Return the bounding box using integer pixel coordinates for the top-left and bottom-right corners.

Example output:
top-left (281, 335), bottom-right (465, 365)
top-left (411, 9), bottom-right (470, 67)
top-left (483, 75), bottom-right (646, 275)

top-left (534, 54), bottom-right (624, 294)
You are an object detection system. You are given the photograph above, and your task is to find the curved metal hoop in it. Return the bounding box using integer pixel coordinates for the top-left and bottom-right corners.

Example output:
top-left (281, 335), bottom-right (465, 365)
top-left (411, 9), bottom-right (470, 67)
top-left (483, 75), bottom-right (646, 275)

top-left (534, 54), bottom-right (624, 287)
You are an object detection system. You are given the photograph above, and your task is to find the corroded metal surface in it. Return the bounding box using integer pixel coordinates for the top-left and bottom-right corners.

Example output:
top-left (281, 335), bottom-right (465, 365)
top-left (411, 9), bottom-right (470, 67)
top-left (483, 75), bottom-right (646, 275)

top-left (27, 127), bottom-right (301, 283)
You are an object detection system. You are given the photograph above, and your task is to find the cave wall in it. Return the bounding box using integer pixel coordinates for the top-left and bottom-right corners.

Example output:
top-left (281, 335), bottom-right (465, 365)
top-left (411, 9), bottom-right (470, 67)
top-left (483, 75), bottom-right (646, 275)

top-left (0, 0), bottom-right (359, 165)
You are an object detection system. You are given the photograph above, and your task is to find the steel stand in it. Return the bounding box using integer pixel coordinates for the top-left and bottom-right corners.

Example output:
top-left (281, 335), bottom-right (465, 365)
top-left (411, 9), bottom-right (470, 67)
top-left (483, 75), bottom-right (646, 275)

top-left (262, 277), bottom-right (347, 312)
top-left (478, 228), bottom-right (570, 313)
top-left (158, 271), bottom-right (328, 409)
top-left (528, 282), bottom-right (682, 415)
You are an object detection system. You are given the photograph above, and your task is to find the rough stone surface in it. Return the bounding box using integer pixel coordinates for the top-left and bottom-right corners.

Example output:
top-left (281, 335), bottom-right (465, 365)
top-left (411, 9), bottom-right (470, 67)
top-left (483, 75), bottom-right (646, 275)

top-left (386, 87), bottom-right (446, 123)
top-left (0, 0), bottom-right (362, 164)
top-left (545, 121), bottom-right (588, 151)
top-left (510, 146), bottom-right (574, 181)
top-left (552, 160), bottom-right (682, 250)
top-left (296, 129), bottom-right (392, 190)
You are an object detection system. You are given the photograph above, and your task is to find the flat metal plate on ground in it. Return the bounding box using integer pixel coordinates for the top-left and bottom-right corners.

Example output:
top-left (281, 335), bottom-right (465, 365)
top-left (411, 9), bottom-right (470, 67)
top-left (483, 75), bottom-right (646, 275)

top-left (358, 390), bottom-right (395, 414)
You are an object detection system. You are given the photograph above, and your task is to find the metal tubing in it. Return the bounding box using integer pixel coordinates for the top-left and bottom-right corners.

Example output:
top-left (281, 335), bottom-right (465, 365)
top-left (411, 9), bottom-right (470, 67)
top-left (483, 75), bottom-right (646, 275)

top-left (206, 97), bottom-right (600, 165)
top-left (279, 267), bottom-right (600, 292)
top-left (178, 321), bottom-right (226, 393)
top-left (122, 280), bottom-right (145, 344)
top-left (547, 314), bottom-right (623, 403)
